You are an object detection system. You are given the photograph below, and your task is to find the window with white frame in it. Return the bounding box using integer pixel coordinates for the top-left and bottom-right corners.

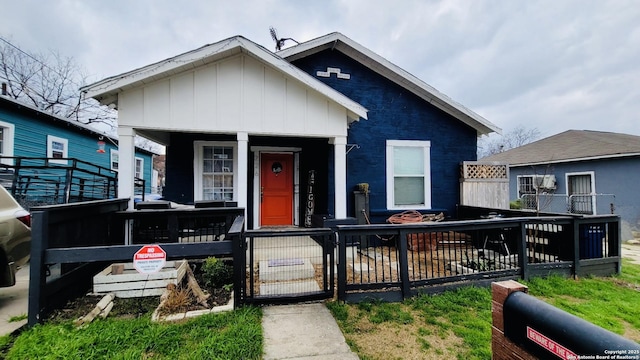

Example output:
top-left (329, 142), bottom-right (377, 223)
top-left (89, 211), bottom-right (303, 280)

top-left (386, 140), bottom-right (431, 209)
top-left (0, 121), bottom-right (15, 165)
top-left (135, 157), bottom-right (144, 179)
top-left (47, 135), bottom-right (68, 164)
top-left (110, 149), bottom-right (119, 171)
top-left (195, 142), bottom-right (236, 201)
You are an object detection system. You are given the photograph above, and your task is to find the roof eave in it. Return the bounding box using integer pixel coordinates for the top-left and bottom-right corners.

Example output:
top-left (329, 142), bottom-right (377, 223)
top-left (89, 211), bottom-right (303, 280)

top-left (279, 33), bottom-right (499, 135)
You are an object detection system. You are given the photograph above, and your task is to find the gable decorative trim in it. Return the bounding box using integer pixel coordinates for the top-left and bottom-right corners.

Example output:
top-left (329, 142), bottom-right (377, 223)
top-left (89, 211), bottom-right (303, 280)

top-left (317, 67), bottom-right (351, 80)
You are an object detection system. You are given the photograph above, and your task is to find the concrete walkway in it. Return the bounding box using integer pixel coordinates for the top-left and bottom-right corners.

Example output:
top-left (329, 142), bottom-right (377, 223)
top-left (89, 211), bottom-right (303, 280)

top-left (0, 265), bottom-right (29, 336)
top-left (262, 303), bottom-right (358, 360)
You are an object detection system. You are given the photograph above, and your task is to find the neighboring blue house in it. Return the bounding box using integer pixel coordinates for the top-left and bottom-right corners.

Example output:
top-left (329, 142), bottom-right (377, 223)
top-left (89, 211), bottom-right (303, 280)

top-left (483, 130), bottom-right (640, 241)
top-left (0, 94), bottom-right (156, 196)
top-left (81, 33), bottom-right (499, 228)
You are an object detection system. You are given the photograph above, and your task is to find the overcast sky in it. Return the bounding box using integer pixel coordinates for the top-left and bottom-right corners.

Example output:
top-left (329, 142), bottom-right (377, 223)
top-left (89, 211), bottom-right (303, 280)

top-left (2, 0), bottom-right (639, 139)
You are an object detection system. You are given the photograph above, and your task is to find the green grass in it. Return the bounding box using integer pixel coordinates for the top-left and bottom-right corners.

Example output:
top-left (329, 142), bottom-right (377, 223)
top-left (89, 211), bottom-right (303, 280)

top-left (2, 306), bottom-right (262, 360)
top-left (8, 314), bottom-right (27, 323)
top-left (329, 260), bottom-right (640, 360)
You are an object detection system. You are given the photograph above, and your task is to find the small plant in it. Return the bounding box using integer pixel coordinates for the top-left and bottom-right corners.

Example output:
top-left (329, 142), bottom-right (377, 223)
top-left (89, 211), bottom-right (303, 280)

top-left (160, 283), bottom-right (193, 315)
top-left (201, 257), bottom-right (233, 289)
top-left (510, 199), bottom-right (523, 209)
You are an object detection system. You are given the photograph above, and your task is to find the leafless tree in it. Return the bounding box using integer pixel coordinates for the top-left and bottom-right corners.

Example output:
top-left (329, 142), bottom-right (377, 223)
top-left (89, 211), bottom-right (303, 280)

top-left (0, 36), bottom-right (117, 129)
top-left (478, 125), bottom-right (541, 158)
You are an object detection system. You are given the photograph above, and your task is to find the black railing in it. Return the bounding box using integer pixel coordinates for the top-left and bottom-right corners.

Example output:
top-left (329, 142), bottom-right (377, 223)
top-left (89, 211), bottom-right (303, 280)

top-left (28, 199), bottom-right (245, 326)
top-left (0, 157), bottom-right (145, 209)
top-left (337, 215), bottom-right (621, 303)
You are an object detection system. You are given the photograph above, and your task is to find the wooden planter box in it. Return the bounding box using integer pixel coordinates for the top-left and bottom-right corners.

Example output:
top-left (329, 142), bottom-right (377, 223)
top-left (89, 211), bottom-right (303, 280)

top-left (93, 260), bottom-right (188, 298)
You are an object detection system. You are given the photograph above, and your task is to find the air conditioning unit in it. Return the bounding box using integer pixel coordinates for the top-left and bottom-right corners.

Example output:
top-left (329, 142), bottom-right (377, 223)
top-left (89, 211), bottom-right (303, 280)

top-left (533, 175), bottom-right (556, 190)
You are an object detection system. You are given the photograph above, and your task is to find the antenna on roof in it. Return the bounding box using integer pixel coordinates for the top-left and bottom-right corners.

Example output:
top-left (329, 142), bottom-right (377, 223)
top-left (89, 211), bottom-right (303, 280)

top-left (269, 26), bottom-right (299, 51)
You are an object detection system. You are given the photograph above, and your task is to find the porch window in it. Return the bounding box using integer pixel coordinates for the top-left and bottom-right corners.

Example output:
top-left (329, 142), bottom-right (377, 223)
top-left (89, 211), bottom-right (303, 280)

top-left (386, 140), bottom-right (431, 209)
top-left (195, 142), bottom-right (237, 201)
top-left (47, 135), bottom-right (68, 164)
top-left (0, 121), bottom-right (15, 165)
top-left (135, 157), bottom-right (144, 179)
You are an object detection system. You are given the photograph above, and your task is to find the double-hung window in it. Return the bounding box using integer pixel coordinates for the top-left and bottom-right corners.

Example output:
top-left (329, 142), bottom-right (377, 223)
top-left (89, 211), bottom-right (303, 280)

top-left (386, 140), bottom-right (431, 209)
top-left (110, 149), bottom-right (119, 171)
top-left (194, 142), bottom-right (237, 201)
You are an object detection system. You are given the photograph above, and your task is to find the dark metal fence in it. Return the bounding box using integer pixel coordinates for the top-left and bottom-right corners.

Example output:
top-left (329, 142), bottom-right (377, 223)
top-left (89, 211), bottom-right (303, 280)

top-left (337, 214), bottom-right (621, 303)
top-left (28, 199), bottom-right (244, 326)
top-left (240, 228), bottom-right (335, 305)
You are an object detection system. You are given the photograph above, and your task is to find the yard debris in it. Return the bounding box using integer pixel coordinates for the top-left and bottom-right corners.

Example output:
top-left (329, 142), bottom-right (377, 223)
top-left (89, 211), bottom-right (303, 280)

top-left (74, 293), bottom-right (115, 326)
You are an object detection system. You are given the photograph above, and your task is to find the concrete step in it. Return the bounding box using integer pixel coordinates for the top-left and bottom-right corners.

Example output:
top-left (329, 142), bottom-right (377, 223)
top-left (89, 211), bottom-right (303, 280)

top-left (259, 258), bottom-right (315, 282)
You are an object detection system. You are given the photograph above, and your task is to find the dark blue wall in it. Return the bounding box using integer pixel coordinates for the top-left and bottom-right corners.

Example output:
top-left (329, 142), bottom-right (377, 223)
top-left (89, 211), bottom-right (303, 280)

top-left (290, 49), bottom-right (478, 220)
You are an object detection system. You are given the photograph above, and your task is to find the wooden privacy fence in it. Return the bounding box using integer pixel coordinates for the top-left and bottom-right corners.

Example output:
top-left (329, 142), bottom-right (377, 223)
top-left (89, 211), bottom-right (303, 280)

top-left (28, 199), bottom-right (245, 326)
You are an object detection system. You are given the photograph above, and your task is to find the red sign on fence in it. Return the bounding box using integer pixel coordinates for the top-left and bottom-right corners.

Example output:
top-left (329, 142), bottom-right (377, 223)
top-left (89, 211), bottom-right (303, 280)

top-left (527, 326), bottom-right (578, 360)
top-left (133, 245), bottom-right (166, 274)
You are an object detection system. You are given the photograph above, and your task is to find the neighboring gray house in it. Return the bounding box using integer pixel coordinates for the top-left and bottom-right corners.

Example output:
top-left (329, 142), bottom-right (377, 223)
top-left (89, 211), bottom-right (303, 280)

top-left (484, 130), bottom-right (640, 240)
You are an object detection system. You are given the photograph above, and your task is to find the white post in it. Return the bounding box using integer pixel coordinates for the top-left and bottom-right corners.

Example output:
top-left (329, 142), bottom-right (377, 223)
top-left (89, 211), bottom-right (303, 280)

top-left (117, 126), bottom-right (136, 210)
top-left (237, 132), bottom-right (248, 226)
top-left (332, 136), bottom-right (347, 219)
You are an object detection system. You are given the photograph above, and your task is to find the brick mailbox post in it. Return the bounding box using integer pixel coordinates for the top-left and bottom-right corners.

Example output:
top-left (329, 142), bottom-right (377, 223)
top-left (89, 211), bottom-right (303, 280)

top-left (491, 280), bottom-right (640, 360)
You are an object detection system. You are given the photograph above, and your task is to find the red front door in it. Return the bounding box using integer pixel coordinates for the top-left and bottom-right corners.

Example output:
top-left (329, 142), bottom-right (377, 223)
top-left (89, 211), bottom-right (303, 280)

top-left (260, 153), bottom-right (293, 226)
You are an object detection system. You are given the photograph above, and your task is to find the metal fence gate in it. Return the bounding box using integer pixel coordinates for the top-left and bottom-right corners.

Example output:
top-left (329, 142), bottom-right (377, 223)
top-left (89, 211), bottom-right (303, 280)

top-left (239, 228), bottom-right (335, 305)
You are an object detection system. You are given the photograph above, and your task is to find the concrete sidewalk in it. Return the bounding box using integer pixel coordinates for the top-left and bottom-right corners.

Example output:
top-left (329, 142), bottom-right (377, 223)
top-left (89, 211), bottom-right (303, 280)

top-left (0, 265), bottom-right (29, 336)
top-left (262, 303), bottom-right (358, 360)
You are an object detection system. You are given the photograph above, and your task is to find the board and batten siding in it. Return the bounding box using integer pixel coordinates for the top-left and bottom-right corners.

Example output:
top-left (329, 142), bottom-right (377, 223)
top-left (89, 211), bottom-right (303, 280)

top-left (118, 54), bottom-right (350, 138)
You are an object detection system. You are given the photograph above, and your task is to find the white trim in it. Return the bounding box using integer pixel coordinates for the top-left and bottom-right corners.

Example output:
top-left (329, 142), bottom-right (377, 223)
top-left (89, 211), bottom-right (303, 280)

top-left (252, 148), bottom-right (300, 229)
top-left (565, 171), bottom-right (596, 214)
top-left (278, 32), bottom-right (499, 135)
top-left (386, 140), bottom-right (431, 210)
top-left (46, 135), bottom-right (68, 165)
top-left (0, 120), bottom-right (15, 165)
top-left (193, 141), bottom-right (238, 202)
top-left (135, 157), bottom-right (144, 179)
top-left (331, 136), bottom-right (347, 218)
top-left (81, 36), bottom-right (367, 121)
top-left (110, 149), bottom-right (119, 171)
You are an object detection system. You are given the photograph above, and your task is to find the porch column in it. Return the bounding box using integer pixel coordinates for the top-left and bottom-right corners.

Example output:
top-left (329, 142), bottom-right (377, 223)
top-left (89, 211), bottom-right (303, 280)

top-left (332, 136), bottom-right (347, 219)
top-left (117, 126), bottom-right (136, 210)
top-left (237, 132), bottom-right (248, 222)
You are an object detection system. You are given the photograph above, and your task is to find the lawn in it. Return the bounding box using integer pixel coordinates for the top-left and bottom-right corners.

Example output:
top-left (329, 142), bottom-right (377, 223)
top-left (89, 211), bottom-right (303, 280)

top-left (2, 261), bottom-right (639, 359)
top-left (0, 306), bottom-right (262, 360)
top-left (328, 259), bottom-right (640, 360)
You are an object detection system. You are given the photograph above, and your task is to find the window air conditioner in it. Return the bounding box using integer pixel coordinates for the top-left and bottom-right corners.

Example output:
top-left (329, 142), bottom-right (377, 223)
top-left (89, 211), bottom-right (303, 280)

top-left (533, 175), bottom-right (556, 190)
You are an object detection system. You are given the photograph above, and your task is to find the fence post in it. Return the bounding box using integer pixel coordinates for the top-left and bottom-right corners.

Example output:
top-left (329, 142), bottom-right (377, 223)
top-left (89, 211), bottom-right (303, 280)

top-left (337, 228), bottom-right (347, 301)
top-left (491, 280), bottom-right (535, 360)
top-left (397, 230), bottom-right (411, 300)
top-left (573, 219), bottom-right (580, 278)
top-left (28, 210), bottom-right (49, 327)
top-left (232, 232), bottom-right (245, 308)
top-left (516, 222), bottom-right (528, 281)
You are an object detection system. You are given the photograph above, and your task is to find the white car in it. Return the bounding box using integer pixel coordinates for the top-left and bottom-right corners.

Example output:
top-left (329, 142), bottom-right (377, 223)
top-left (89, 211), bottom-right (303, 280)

top-left (0, 186), bottom-right (31, 287)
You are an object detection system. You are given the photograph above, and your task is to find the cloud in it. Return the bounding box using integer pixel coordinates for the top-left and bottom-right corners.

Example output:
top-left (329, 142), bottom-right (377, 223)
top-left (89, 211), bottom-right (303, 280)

top-left (1, 0), bottom-right (639, 137)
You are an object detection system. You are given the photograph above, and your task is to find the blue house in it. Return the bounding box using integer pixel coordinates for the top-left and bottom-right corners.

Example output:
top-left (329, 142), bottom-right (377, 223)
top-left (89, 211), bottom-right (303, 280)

top-left (81, 33), bottom-right (499, 228)
top-left (483, 130), bottom-right (640, 241)
top-left (0, 94), bottom-right (156, 201)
